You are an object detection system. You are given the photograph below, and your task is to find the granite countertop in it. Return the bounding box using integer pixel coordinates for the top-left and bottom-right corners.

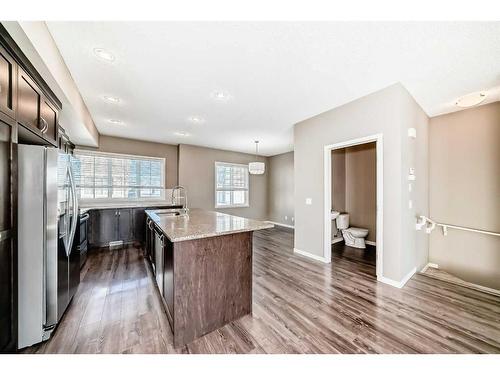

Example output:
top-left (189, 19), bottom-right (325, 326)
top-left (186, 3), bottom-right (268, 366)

top-left (79, 200), bottom-right (181, 214)
top-left (146, 208), bottom-right (274, 242)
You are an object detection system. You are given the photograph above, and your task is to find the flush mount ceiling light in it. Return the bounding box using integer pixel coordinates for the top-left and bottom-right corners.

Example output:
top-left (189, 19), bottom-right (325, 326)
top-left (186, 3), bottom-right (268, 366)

top-left (211, 91), bottom-right (231, 101)
top-left (108, 119), bottom-right (124, 125)
top-left (455, 92), bottom-right (487, 108)
top-left (187, 116), bottom-right (205, 125)
top-left (174, 131), bottom-right (190, 137)
top-left (93, 48), bottom-right (115, 62)
top-left (249, 141), bottom-right (265, 175)
top-left (103, 95), bottom-right (121, 104)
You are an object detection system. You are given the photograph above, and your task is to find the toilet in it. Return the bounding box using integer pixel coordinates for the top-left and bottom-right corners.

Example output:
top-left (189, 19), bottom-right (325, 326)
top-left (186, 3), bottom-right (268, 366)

top-left (335, 214), bottom-right (369, 249)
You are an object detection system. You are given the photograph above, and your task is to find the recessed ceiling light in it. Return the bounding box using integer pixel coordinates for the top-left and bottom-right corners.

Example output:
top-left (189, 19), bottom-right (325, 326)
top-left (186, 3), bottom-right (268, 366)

top-left (93, 48), bottom-right (115, 62)
top-left (187, 116), bottom-right (205, 124)
top-left (108, 119), bottom-right (124, 125)
top-left (174, 131), bottom-right (190, 137)
top-left (103, 95), bottom-right (121, 104)
top-left (211, 91), bottom-right (231, 101)
top-left (455, 92), bottom-right (487, 108)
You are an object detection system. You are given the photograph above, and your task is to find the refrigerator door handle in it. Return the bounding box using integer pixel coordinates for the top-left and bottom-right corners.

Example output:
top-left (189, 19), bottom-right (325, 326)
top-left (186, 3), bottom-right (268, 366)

top-left (66, 165), bottom-right (78, 256)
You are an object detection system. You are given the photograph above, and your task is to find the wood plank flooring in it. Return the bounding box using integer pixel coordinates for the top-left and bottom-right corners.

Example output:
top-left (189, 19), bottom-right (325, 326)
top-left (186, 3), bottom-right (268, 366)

top-left (23, 227), bottom-right (500, 354)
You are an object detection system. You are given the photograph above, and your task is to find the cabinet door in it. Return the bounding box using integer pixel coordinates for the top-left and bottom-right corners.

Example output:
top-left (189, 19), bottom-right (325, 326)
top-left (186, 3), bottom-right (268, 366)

top-left (117, 209), bottom-right (133, 243)
top-left (93, 209), bottom-right (118, 246)
top-left (0, 119), bottom-right (14, 352)
top-left (163, 239), bottom-right (174, 320)
top-left (0, 45), bottom-right (17, 119)
top-left (17, 69), bottom-right (41, 133)
top-left (40, 96), bottom-right (58, 145)
top-left (133, 208), bottom-right (146, 242)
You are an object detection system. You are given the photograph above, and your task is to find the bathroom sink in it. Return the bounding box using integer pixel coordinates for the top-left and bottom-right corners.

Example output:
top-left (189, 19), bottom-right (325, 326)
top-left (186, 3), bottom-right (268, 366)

top-left (331, 211), bottom-right (340, 220)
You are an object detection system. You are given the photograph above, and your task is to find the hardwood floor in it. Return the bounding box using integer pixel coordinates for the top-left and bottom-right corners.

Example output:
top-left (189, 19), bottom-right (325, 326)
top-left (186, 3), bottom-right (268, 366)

top-left (23, 227), bottom-right (500, 354)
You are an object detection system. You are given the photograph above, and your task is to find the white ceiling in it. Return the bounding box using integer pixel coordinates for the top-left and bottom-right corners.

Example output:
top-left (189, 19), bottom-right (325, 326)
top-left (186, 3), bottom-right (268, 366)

top-left (46, 22), bottom-right (500, 156)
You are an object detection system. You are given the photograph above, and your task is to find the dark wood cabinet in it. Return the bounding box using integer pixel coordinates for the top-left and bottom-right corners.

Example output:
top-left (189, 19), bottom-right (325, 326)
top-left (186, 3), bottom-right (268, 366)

top-left (89, 206), bottom-right (182, 249)
top-left (0, 45), bottom-right (17, 120)
top-left (163, 237), bottom-right (174, 321)
top-left (17, 69), bottom-right (41, 131)
top-left (89, 208), bottom-right (134, 247)
top-left (133, 208), bottom-right (146, 242)
top-left (89, 209), bottom-right (117, 247)
top-left (17, 68), bottom-right (58, 147)
top-left (117, 209), bottom-right (133, 243)
top-left (0, 118), bottom-right (15, 353)
top-left (40, 97), bottom-right (58, 145)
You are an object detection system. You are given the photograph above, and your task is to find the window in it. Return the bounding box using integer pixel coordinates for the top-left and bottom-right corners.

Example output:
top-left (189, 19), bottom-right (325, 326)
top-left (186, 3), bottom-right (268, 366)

top-left (72, 150), bottom-right (165, 201)
top-left (215, 162), bottom-right (249, 208)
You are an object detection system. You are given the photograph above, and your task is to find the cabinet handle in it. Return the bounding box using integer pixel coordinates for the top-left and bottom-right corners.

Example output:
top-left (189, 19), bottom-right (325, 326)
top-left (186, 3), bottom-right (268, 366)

top-left (118, 211), bottom-right (121, 216)
top-left (40, 117), bottom-right (49, 133)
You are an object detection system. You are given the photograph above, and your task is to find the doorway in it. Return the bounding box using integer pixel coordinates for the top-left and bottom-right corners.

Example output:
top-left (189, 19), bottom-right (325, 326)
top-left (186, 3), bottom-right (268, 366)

top-left (323, 134), bottom-right (383, 278)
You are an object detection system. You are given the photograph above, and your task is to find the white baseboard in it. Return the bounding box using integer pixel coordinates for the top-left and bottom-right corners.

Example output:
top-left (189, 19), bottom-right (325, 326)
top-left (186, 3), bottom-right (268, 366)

top-left (266, 220), bottom-right (294, 229)
top-left (420, 262), bottom-right (439, 273)
top-left (293, 248), bottom-right (330, 263)
top-left (365, 240), bottom-right (376, 246)
top-left (377, 267), bottom-right (416, 289)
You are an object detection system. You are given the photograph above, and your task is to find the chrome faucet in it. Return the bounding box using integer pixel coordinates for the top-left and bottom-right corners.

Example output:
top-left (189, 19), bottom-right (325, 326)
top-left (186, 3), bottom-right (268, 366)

top-left (171, 185), bottom-right (188, 213)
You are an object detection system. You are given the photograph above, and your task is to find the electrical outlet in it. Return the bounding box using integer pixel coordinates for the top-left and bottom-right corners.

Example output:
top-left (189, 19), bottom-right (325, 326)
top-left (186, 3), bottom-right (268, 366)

top-left (305, 198), bottom-right (312, 205)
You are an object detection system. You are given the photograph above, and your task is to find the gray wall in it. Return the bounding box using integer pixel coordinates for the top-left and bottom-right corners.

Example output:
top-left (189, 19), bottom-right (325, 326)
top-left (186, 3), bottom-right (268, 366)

top-left (77, 135), bottom-right (179, 188)
top-left (332, 143), bottom-right (377, 243)
top-left (294, 83), bottom-right (429, 282)
top-left (267, 151), bottom-right (294, 226)
top-left (178, 144), bottom-right (268, 220)
top-left (429, 102), bottom-right (500, 289)
top-left (332, 149), bottom-right (346, 213)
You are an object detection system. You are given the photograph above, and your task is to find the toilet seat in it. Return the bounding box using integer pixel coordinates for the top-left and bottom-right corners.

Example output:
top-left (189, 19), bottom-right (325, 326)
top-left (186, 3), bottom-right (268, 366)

top-left (346, 227), bottom-right (369, 237)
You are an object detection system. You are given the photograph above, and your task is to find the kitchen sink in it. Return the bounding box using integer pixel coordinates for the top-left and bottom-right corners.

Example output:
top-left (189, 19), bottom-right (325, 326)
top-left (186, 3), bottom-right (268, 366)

top-left (154, 209), bottom-right (185, 217)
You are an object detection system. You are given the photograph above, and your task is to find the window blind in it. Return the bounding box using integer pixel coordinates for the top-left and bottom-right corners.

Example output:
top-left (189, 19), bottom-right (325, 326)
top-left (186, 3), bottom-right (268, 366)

top-left (215, 162), bottom-right (249, 208)
top-left (72, 150), bottom-right (165, 200)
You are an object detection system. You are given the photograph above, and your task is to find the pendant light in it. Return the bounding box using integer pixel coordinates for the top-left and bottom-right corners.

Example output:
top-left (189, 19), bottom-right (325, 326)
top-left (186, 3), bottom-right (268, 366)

top-left (249, 140), bottom-right (265, 175)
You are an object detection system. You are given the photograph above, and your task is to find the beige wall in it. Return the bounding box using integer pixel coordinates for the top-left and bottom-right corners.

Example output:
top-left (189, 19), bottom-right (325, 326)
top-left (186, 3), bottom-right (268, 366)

top-left (294, 83), bottom-right (429, 282)
top-left (267, 151), bottom-right (294, 226)
top-left (178, 144), bottom-right (268, 220)
top-left (331, 143), bottom-right (377, 242)
top-left (331, 149), bottom-right (346, 213)
top-left (429, 102), bottom-right (500, 289)
top-left (77, 135), bottom-right (179, 188)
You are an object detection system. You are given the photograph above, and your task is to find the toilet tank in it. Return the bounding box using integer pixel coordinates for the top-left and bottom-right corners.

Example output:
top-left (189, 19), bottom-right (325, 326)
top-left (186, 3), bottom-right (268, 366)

top-left (336, 214), bottom-right (350, 229)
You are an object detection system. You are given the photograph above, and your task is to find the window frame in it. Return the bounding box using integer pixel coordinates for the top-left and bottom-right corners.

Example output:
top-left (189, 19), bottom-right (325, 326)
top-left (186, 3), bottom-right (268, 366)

top-left (214, 161), bottom-right (250, 209)
top-left (73, 149), bottom-right (166, 203)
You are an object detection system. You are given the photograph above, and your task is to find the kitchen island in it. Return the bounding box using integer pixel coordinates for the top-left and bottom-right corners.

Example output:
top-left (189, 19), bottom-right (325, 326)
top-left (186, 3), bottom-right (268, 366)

top-left (145, 208), bottom-right (273, 347)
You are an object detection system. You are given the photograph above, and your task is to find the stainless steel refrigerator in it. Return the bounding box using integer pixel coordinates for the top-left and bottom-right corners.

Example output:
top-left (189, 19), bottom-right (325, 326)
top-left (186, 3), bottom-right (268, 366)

top-left (17, 145), bottom-right (79, 349)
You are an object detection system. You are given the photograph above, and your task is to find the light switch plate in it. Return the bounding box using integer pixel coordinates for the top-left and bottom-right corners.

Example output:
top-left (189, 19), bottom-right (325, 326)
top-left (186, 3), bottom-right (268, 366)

top-left (408, 128), bottom-right (417, 138)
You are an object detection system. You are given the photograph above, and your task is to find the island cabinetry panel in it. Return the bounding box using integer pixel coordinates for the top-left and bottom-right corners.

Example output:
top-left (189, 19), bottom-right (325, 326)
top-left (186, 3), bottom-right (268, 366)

top-left (169, 232), bottom-right (253, 347)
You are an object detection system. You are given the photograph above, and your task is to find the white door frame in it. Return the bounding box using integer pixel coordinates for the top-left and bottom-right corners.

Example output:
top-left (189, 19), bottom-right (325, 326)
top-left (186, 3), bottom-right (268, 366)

top-left (323, 134), bottom-right (383, 278)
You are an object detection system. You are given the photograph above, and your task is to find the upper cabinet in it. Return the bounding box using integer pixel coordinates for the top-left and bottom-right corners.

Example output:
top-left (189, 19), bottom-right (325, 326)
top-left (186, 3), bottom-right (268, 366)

top-left (0, 44), bottom-right (17, 120)
top-left (17, 68), bottom-right (58, 146)
top-left (0, 24), bottom-right (62, 147)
